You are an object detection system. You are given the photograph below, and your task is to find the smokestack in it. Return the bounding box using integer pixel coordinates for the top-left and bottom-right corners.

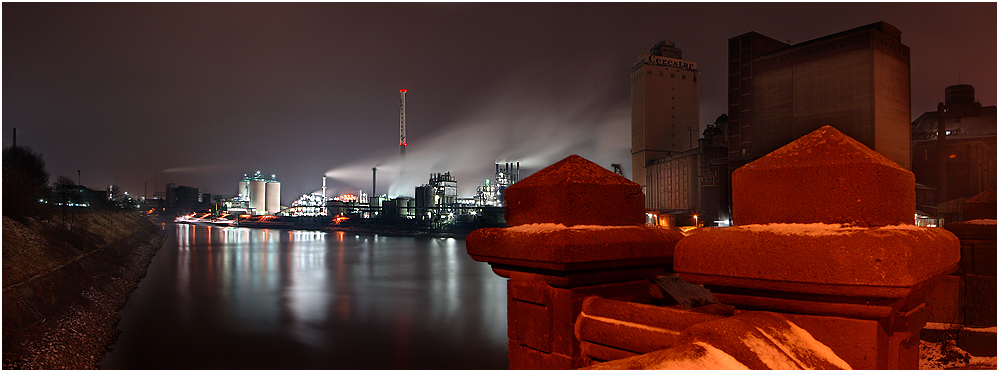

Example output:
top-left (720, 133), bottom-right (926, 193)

top-left (399, 89), bottom-right (407, 158)
top-left (372, 167), bottom-right (377, 200)
top-left (322, 175), bottom-right (327, 201)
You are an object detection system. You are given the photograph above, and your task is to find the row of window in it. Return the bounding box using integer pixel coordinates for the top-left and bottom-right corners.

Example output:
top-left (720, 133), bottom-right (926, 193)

top-left (877, 38), bottom-right (908, 57)
top-left (645, 69), bottom-right (697, 82)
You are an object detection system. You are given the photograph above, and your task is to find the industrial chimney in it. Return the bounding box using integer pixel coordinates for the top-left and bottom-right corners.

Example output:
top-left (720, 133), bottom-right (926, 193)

top-left (399, 89), bottom-right (407, 158)
top-left (372, 167), bottom-right (377, 200)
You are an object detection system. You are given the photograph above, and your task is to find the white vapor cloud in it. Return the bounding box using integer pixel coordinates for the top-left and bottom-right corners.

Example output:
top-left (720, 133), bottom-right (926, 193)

top-left (324, 70), bottom-right (631, 198)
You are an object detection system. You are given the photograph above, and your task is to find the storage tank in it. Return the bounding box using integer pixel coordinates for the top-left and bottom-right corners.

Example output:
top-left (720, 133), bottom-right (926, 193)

top-left (265, 180), bottom-right (281, 215)
top-left (250, 180), bottom-right (266, 214)
top-left (238, 179), bottom-right (251, 201)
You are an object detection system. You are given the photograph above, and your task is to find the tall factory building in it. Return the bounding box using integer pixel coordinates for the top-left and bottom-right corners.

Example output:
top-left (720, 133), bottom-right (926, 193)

top-left (630, 40), bottom-right (700, 201)
top-left (727, 21), bottom-right (911, 170)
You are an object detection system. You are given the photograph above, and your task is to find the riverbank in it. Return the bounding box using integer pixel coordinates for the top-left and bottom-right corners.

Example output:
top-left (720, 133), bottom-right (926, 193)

top-left (2, 211), bottom-right (164, 369)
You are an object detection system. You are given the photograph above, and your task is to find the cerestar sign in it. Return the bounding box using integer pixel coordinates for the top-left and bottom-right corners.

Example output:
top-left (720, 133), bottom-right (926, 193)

top-left (642, 55), bottom-right (698, 70)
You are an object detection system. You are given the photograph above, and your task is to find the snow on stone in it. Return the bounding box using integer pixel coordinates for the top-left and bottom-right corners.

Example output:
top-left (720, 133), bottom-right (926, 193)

top-left (737, 329), bottom-right (801, 369)
top-left (736, 223), bottom-right (866, 236)
top-left (731, 317), bottom-right (851, 369)
top-left (660, 342), bottom-right (750, 370)
top-left (506, 223), bottom-right (629, 233)
top-left (733, 222), bottom-right (940, 236)
top-left (964, 326), bottom-right (998, 333)
top-left (781, 320), bottom-right (852, 369)
top-left (924, 322), bottom-right (962, 330)
top-left (582, 312), bottom-right (681, 335)
top-left (963, 219), bottom-right (997, 225)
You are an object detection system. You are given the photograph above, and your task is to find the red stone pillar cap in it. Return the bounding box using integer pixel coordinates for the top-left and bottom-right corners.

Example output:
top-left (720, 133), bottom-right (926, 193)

top-left (674, 224), bottom-right (960, 298)
top-left (732, 125), bottom-right (915, 227)
top-left (503, 155), bottom-right (645, 227)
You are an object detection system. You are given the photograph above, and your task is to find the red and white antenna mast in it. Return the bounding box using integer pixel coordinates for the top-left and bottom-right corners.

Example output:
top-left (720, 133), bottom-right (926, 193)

top-left (399, 89), bottom-right (407, 158)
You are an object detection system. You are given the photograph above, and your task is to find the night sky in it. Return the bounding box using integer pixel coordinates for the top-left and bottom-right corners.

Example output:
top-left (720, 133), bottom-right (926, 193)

top-left (3, 3), bottom-right (995, 203)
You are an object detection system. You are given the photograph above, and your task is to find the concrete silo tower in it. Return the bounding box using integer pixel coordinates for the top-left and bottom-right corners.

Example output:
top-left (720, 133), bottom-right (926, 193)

top-left (265, 175), bottom-right (281, 215)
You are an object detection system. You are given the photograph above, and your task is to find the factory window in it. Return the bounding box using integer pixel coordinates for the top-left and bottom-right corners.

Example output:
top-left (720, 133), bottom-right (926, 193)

top-left (693, 76), bottom-right (697, 82)
top-left (682, 75), bottom-right (686, 79)
top-left (660, 71), bottom-right (664, 76)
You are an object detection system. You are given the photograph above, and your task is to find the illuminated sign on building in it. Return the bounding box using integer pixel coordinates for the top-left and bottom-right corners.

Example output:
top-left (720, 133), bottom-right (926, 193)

top-left (641, 55), bottom-right (698, 70)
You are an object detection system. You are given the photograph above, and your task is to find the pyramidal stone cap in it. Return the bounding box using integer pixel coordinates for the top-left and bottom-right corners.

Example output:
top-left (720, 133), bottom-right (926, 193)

top-left (503, 155), bottom-right (645, 226)
top-left (962, 187), bottom-right (996, 221)
top-left (732, 125), bottom-right (915, 227)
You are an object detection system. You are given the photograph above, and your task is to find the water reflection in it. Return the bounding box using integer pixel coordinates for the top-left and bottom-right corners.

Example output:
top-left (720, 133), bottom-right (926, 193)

top-left (102, 224), bottom-right (508, 369)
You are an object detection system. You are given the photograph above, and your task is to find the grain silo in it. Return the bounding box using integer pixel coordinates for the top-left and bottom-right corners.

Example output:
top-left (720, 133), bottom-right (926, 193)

top-left (250, 179), bottom-right (266, 214)
top-left (265, 177), bottom-right (281, 215)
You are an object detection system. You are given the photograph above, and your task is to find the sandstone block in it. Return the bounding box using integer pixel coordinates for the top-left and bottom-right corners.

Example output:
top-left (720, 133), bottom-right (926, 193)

top-left (962, 188), bottom-right (996, 221)
top-left (964, 274), bottom-right (997, 327)
top-left (959, 326), bottom-right (998, 357)
top-left (575, 296), bottom-right (722, 359)
top-left (503, 155), bottom-right (644, 227)
top-left (674, 224), bottom-right (960, 296)
top-left (946, 220), bottom-right (997, 241)
top-left (923, 274), bottom-right (964, 324)
top-left (732, 125), bottom-right (914, 227)
top-left (585, 312), bottom-right (851, 370)
top-left (467, 224), bottom-right (682, 278)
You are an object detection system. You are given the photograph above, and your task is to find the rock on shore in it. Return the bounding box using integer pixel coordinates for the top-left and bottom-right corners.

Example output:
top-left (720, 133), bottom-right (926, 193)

top-left (2, 211), bottom-right (164, 369)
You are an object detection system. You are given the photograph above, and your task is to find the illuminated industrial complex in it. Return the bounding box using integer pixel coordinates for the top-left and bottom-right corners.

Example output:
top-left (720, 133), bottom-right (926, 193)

top-left (277, 163), bottom-right (520, 227)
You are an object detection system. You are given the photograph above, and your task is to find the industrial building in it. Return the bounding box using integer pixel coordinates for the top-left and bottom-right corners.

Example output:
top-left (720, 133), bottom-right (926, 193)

top-left (630, 40), bottom-right (700, 198)
top-left (475, 162), bottom-right (520, 207)
top-left (636, 22), bottom-right (912, 227)
top-left (236, 171), bottom-right (281, 215)
top-left (910, 84), bottom-right (997, 224)
top-left (644, 117), bottom-right (729, 226)
top-left (726, 21), bottom-right (911, 170)
top-left (415, 172), bottom-right (459, 220)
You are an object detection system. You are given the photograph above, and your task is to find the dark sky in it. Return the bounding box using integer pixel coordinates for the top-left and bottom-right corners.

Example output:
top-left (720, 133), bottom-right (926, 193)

top-left (4, 2), bottom-right (995, 203)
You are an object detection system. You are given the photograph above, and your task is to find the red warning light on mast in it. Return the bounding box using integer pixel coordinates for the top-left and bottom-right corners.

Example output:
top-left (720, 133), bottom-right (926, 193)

top-left (400, 89), bottom-right (407, 93)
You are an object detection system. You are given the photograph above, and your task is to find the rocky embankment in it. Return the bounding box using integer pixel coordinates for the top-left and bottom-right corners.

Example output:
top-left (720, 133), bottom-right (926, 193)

top-left (2, 211), bottom-right (164, 369)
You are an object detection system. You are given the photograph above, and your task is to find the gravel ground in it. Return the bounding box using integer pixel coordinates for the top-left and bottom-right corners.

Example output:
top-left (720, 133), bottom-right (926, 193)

top-left (2, 234), bottom-right (162, 370)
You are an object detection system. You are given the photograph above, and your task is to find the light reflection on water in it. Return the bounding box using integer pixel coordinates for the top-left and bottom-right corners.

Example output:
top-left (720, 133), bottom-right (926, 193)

top-left (102, 223), bottom-right (508, 369)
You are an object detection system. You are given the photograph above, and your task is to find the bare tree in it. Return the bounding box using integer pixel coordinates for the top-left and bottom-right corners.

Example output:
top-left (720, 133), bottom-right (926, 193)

top-left (3, 146), bottom-right (51, 221)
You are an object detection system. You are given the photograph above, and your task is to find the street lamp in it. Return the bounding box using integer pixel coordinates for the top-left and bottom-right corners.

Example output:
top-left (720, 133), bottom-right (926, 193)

top-left (693, 214), bottom-right (699, 227)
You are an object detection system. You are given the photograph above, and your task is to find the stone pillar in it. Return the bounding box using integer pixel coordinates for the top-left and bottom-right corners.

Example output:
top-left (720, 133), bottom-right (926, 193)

top-left (466, 155), bottom-right (684, 369)
top-left (944, 189), bottom-right (997, 356)
top-left (675, 126), bottom-right (960, 369)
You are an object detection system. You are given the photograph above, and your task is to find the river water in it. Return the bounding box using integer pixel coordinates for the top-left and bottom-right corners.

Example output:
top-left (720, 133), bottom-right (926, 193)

top-left (101, 222), bottom-right (509, 369)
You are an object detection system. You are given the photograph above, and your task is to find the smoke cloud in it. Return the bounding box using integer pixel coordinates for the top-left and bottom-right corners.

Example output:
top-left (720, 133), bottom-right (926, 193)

top-left (324, 70), bottom-right (631, 198)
